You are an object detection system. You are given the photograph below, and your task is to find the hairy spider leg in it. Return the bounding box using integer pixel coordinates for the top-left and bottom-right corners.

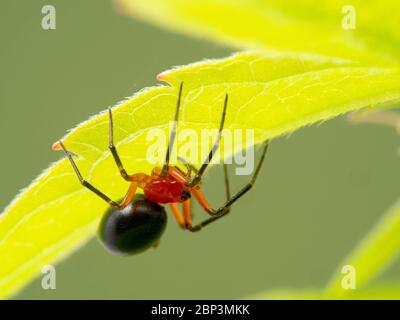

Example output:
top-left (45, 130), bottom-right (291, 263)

top-left (59, 141), bottom-right (138, 210)
top-left (167, 162), bottom-right (231, 231)
top-left (108, 107), bottom-right (131, 181)
top-left (169, 202), bottom-right (185, 229)
top-left (161, 81), bottom-right (184, 177)
top-left (186, 94), bottom-right (228, 188)
top-left (178, 156), bottom-right (199, 177)
top-left (108, 82), bottom-right (183, 181)
top-left (189, 141), bottom-right (269, 232)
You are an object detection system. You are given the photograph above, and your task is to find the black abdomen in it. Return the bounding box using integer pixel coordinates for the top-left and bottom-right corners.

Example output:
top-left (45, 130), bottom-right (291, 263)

top-left (98, 195), bottom-right (167, 255)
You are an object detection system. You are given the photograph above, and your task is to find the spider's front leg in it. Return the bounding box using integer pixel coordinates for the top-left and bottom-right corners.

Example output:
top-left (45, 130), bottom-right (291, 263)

top-left (108, 107), bottom-right (131, 182)
top-left (59, 141), bottom-right (138, 210)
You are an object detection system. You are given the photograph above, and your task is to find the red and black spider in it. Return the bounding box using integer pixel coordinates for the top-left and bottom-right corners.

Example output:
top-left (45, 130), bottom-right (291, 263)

top-left (56, 83), bottom-right (269, 256)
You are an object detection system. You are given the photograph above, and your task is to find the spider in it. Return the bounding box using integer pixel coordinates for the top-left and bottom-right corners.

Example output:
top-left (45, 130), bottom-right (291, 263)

top-left (55, 82), bottom-right (269, 256)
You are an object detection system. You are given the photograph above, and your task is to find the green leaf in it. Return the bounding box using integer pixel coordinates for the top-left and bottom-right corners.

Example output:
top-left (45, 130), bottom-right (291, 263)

top-left (325, 198), bottom-right (400, 299)
top-left (249, 283), bottom-right (400, 300)
top-left (332, 283), bottom-right (400, 300)
top-left (1, 51), bottom-right (400, 298)
top-left (117, 0), bottom-right (400, 64)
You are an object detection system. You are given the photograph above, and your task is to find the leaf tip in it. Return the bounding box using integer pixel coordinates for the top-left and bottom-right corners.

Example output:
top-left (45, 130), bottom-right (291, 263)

top-left (51, 141), bottom-right (62, 151)
top-left (156, 72), bottom-right (168, 82)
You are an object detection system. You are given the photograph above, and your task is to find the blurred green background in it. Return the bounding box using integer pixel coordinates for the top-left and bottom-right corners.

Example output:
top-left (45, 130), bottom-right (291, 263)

top-left (1, 0), bottom-right (399, 299)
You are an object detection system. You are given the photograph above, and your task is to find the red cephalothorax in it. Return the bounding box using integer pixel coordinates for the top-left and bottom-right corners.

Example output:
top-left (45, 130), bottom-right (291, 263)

top-left (144, 175), bottom-right (190, 204)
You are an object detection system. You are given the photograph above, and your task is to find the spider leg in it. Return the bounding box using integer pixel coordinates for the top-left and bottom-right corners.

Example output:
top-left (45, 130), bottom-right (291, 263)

top-left (187, 94), bottom-right (228, 187)
top-left (108, 107), bottom-right (131, 181)
top-left (170, 200), bottom-right (192, 230)
top-left (189, 141), bottom-right (269, 232)
top-left (169, 203), bottom-right (185, 229)
top-left (223, 163), bottom-right (231, 201)
top-left (161, 82), bottom-right (183, 177)
top-left (182, 199), bottom-right (192, 229)
top-left (188, 163), bottom-right (231, 216)
top-left (119, 181), bottom-right (138, 209)
top-left (189, 166), bottom-right (231, 216)
top-left (59, 141), bottom-right (138, 210)
top-left (178, 156), bottom-right (199, 177)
